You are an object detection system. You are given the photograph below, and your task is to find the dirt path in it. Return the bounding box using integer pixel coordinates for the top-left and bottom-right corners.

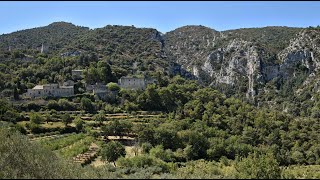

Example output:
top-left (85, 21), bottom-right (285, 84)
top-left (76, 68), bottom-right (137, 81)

top-left (90, 156), bottom-right (106, 167)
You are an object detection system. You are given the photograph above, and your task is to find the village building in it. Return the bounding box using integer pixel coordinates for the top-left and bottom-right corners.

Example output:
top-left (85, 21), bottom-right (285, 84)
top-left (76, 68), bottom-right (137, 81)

top-left (118, 76), bottom-right (157, 90)
top-left (24, 84), bottom-right (74, 99)
top-left (72, 70), bottom-right (84, 79)
top-left (85, 82), bottom-right (116, 101)
top-left (93, 86), bottom-right (117, 101)
top-left (85, 83), bottom-right (106, 93)
top-left (63, 80), bottom-right (75, 86)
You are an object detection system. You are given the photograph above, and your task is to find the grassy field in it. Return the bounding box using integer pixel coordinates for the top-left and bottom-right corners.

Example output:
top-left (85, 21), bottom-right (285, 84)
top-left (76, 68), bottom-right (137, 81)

top-left (20, 112), bottom-right (168, 168)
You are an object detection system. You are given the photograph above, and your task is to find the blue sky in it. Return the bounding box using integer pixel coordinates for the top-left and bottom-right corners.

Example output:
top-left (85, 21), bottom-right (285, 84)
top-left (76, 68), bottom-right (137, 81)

top-left (0, 1), bottom-right (320, 34)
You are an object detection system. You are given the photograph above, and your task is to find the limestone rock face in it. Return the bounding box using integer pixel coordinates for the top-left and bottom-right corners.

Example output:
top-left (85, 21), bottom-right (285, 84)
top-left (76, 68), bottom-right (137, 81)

top-left (278, 29), bottom-right (320, 94)
top-left (164, 26), bottom-right (320, 98)
top-left (278, 30), bottom-right (320, 77)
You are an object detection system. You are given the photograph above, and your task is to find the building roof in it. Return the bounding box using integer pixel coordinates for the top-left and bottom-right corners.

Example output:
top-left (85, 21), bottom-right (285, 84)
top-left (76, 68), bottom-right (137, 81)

top-left (72, 70), bottom-right (83, 72)
top-left (32, 84), bottom-right (73, 90)
top-left (120, 76), bottom-right (145, 80)
top-left (43, 84), bottom-right (59, 87)
top-left (60, 86), bottom-right (74, 89)
top-left (32, 85), bottom-right (44, 90)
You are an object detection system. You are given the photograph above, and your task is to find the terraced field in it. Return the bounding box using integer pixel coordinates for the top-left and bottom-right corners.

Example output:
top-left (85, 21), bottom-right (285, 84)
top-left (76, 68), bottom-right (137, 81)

top-left (28, 132), bottom-right (75, 141)
top-left (23, 112), bottom-right (166, 167)
top-left (37, 133), bottom-right (86, 150)
top-left (56, 136), bottom-right (95, 158)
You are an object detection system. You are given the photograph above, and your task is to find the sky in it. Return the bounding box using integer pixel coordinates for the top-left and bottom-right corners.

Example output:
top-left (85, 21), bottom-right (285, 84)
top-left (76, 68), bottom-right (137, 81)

top-left (1, 1), bottom-right (320, 34)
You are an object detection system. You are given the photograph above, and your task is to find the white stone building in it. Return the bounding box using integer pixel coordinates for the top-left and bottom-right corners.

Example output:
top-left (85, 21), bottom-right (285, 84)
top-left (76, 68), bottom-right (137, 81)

top-left (25, 84), bottom-right (74, 99)
top-left (118, 76), bottom-right (157, 90)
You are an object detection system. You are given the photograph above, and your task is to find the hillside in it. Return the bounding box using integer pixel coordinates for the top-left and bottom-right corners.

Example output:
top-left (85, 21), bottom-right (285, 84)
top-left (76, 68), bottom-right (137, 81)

top-left (1, 22), bottom-right (320, 115)
top-left (0, 22), bottom-right (89, 54)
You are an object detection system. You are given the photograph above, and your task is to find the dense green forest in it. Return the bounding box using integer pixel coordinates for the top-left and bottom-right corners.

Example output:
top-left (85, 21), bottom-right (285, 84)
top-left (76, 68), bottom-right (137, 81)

top-left (1, 76), bottom-right (319, 178)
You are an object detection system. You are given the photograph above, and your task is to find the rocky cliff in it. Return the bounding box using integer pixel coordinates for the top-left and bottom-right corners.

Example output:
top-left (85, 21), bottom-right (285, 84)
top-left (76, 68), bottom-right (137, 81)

top-left (164, 26), bottom-right (320, 99)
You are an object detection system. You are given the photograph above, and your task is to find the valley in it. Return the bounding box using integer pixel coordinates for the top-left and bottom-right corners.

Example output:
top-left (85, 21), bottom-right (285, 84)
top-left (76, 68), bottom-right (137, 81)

top-left (0, 22), bottom-right (320, 179)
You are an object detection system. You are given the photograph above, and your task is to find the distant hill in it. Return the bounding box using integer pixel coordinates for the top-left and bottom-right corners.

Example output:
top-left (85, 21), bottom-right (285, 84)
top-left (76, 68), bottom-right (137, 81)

top-left (0, 22), bottom-right (89, 53)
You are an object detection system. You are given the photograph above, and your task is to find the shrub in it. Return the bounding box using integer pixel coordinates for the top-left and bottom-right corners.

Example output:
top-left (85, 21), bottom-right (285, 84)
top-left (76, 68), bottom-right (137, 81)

top-left (234, 152), bottom-right (282, 179)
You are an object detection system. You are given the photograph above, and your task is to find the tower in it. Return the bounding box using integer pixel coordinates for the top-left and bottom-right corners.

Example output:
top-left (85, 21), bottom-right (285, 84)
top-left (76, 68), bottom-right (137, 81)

top-left (41, 43), bottom-right (44, 53)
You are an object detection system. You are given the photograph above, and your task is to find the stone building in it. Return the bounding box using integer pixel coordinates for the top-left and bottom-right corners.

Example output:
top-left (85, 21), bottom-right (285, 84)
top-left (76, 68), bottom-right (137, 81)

top-left (93, 87), bottom-right (117, 101)
top-left (118, 76), bottom-right (157, 90)
top-left (85, 83), bottom-right (106, 93)
top-left (72, 70), bottom-right (84, 79)
top-left (25, 84), bottom-right (74, 99)
top-left (63, 80), bottom-right (75, 86)
top-left (85, 82), bottom-right (116, 101)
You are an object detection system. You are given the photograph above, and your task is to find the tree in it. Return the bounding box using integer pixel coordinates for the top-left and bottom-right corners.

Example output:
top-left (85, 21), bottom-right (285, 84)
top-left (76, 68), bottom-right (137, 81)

top-left (141, 142), bottom-right (153, 154)
top-left (0, 99), bottom-right (19, 123)
top-left (149, 145), bottom-right (174, 162)
top-left (154, 126), bottom-right (180, 150)
top-left (137, 84), bottom-right (162, 111)
top-left (100, 141), bottom-right (126, 166)
top-left (13, 86), bottom-right (19, 100)
top-left (107, 82), bottom-right (120, 91)
top-left (93, 110), bottom-right (106, 125)
top-left (58, 99), bottom-right (75, 111)
top-left (102, 120), bottom-right (132, 138)
top-left (30, 112), bottom-right (43, 125)
top-left (136, 125), bottom-right (155, 145)
top-left (97, 61), bottom-right (114, 83)
top-left (234, 152), bottom-right (282, 179)
top-left (61, 114), bottom-right (72, 127)
top-left (123, 100), bottom-right (139, 113)
top-left (28, 112), bottom-right (43, 133)
top-left (159, 88), bottom-right (176, 112)
top-left (84, 65), bottom-right (100, 84)
top-left (12, 50), bottom-right (25, 59)
top-left (180, 131), bottom-right (209, 160)
top-left (74, 117), bottom-right (84, 132)
top-left (80, 97), bottom-right (94, 112)
top-left (47, 100), bottom-right (60, 111)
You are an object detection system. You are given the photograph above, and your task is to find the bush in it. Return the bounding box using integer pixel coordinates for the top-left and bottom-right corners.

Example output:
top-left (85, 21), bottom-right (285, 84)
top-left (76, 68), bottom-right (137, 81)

top-left (29, 112), bottom-right (43, 124)
top-left (107, 82), bottom-right (120, 91)
top-left (234, 152), bottom-right (282, 179)
top-left (116, 155), bottom-right (170, 172)
top-left (149, 145), bottom-right (175, 162)
top-left (141, 142), bottom-right (153, 154)
top-left (47, 100), bottom-right (60, 111)
top-left (14, 124), bottom-right (27, 134)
